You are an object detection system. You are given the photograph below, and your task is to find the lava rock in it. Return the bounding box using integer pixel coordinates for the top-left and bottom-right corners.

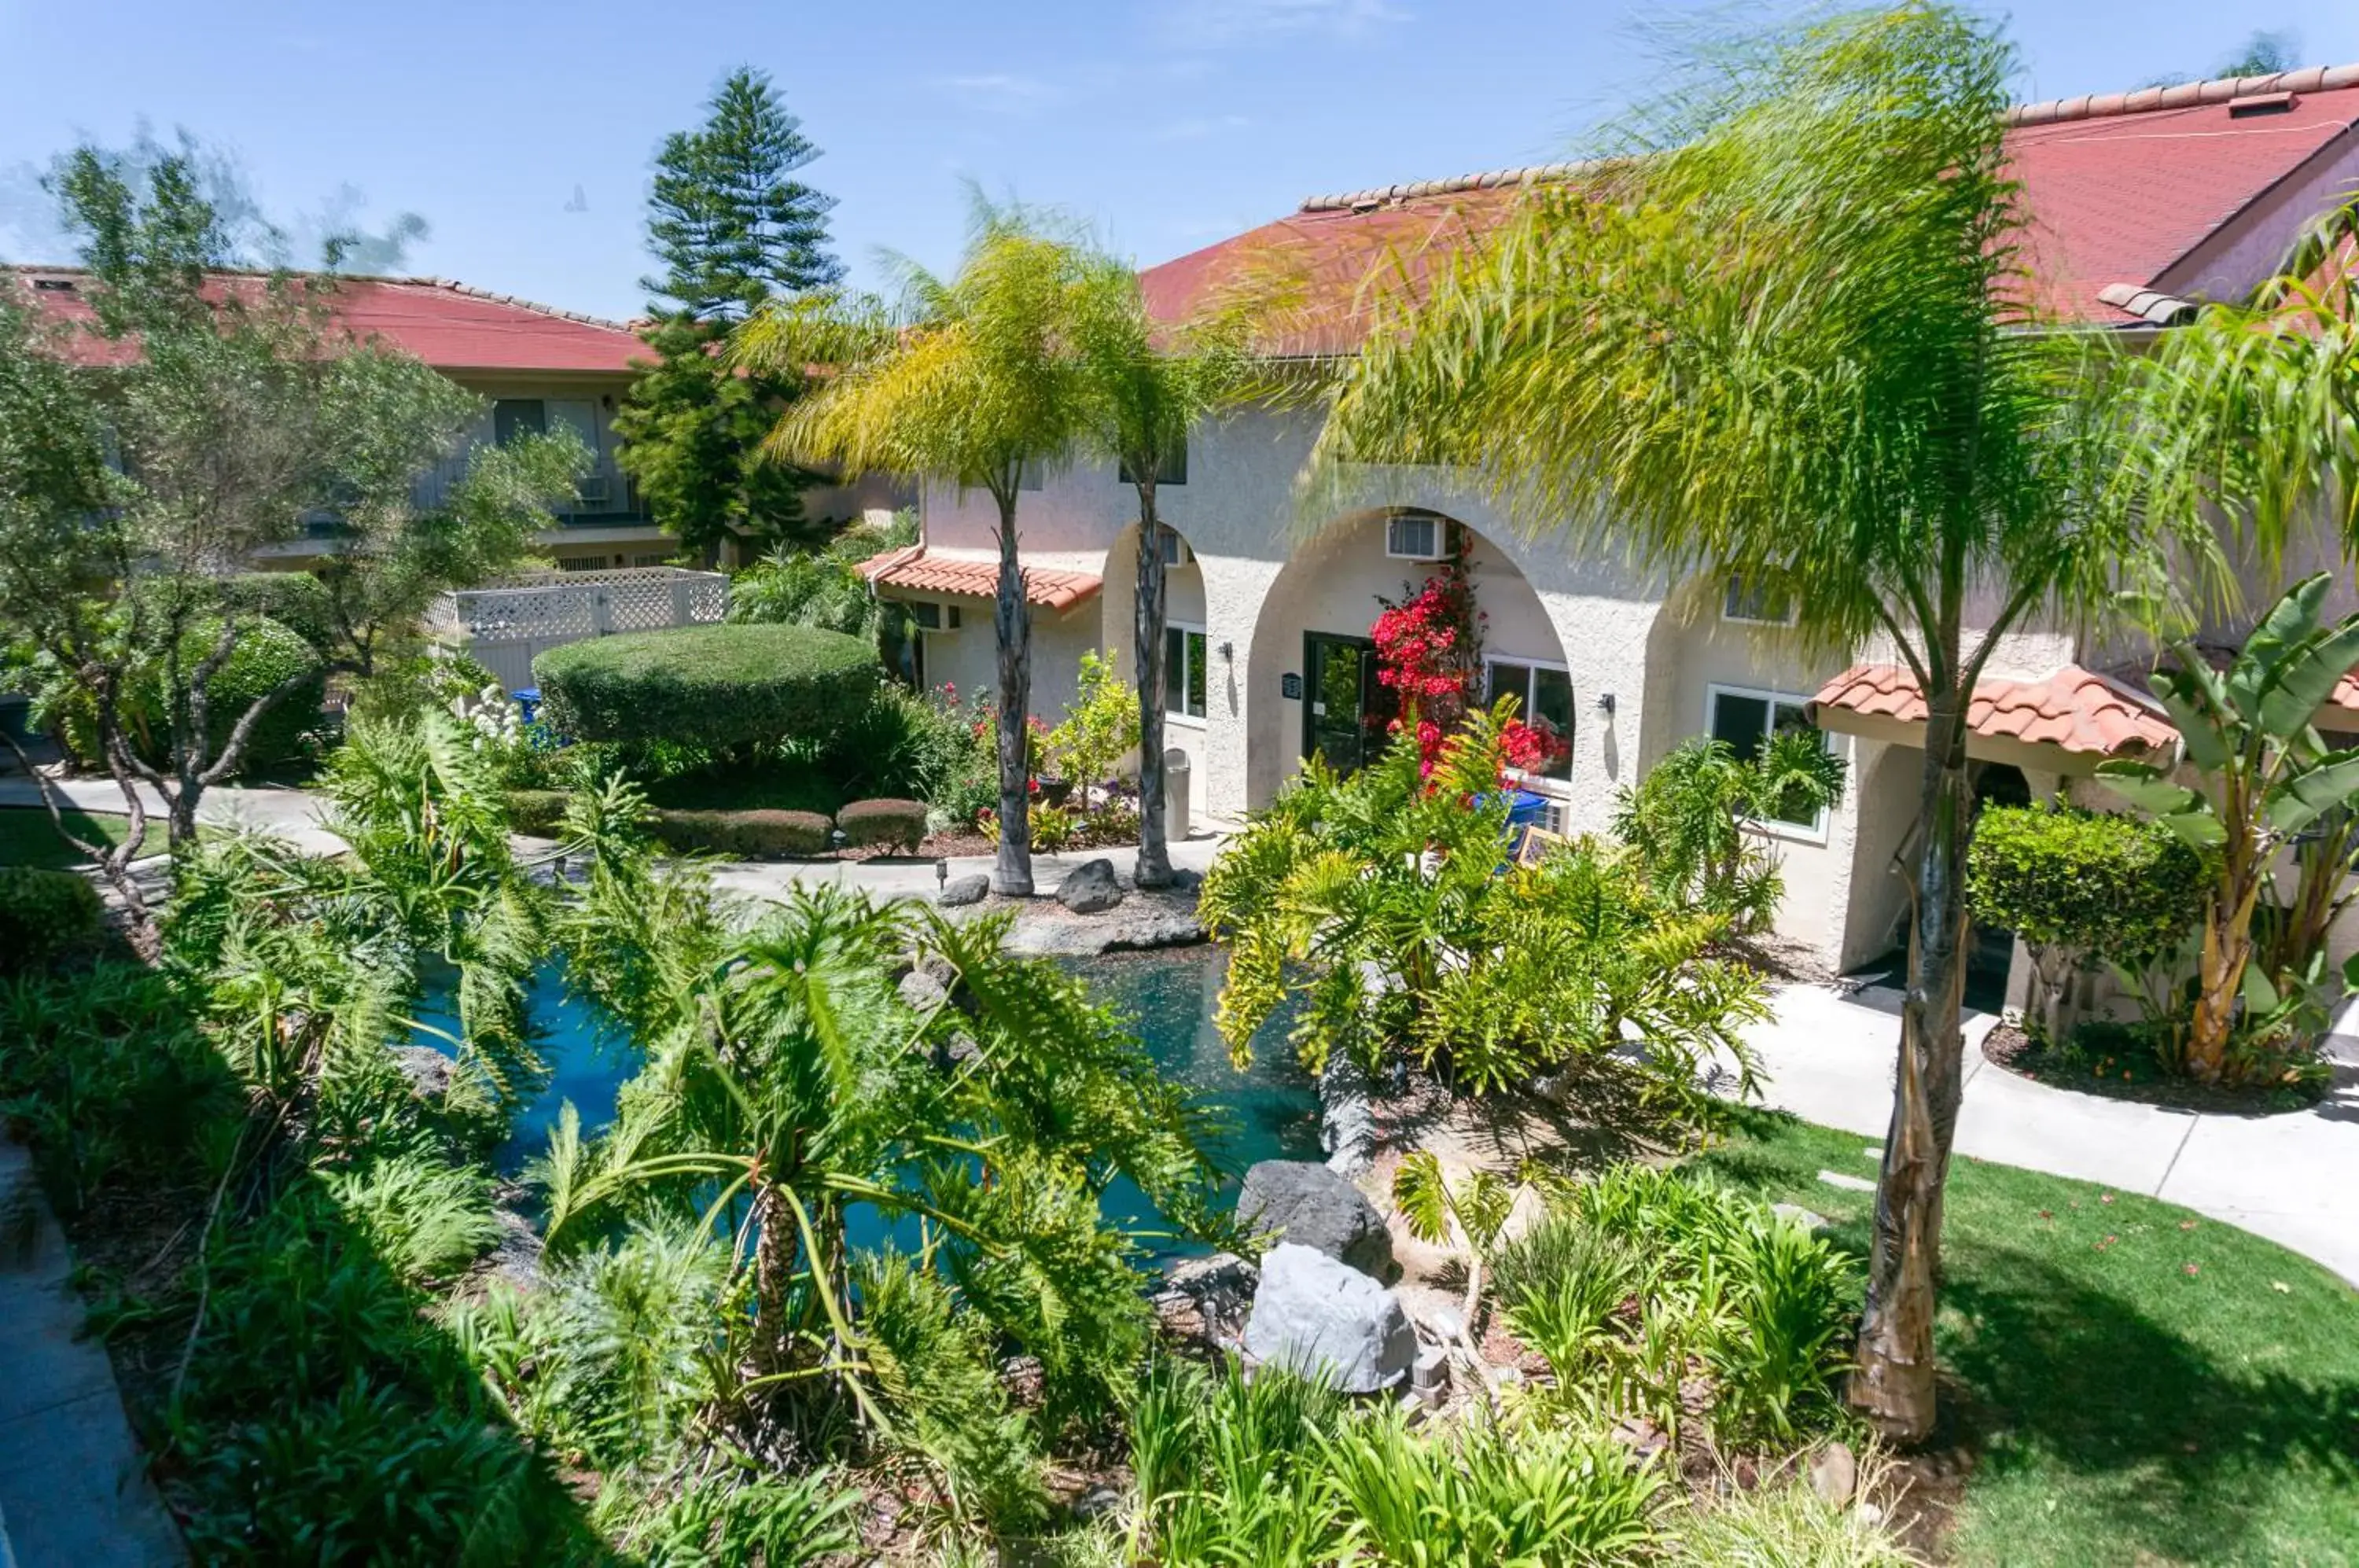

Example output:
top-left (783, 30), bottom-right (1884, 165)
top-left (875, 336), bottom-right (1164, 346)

top-left (1100, 909), bottom-right (1205, 951)
top-left (1242, 1243), bottom-right (1416, 1394)
top-left (1237, 1160), bottom-right (1393, 1279)
top-left (1056, 858), bottom-right (1124, 914)
top-left (898, 968), bottom-right (951, 1012)
top-left (1319, 1052), bottom-right (1378, 1178)
top-left (1153, 1251), bottom-right (1258, 1349)
top-left (937, 873), bottom-right (991, 907)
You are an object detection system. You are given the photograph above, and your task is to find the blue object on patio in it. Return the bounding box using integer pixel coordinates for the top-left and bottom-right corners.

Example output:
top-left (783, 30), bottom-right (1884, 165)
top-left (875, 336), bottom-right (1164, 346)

top-left (513, 686), bottom-right (542, 725)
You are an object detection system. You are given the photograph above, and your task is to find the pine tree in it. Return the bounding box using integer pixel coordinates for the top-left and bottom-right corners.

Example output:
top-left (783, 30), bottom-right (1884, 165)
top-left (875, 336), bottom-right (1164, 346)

top-left (616, 68), bottom-right (842, 558)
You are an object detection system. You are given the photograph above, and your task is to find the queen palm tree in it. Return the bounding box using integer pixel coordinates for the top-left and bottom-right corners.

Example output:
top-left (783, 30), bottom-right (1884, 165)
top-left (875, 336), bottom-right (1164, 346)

top-left (735, 197), bottom-right (1097, 895)
top-left (1067, 252), bottom-right (1257, 886)
top-left (1308, 6), bottom-right (2222, 1441)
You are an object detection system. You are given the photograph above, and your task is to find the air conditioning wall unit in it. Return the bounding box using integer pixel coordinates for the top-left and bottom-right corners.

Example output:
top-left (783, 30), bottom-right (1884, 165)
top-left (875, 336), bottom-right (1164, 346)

top-left (573, 476), bottom-right (613, 506)
top-left (1385, 512), bottom-right (1449, 561)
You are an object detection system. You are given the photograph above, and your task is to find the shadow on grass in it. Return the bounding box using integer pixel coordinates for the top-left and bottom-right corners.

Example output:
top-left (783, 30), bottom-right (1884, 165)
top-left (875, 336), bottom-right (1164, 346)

top-left (2, 955), bottom-right (626, 1564)
top-left (1697, 1106), bottom-right (2359, 1564)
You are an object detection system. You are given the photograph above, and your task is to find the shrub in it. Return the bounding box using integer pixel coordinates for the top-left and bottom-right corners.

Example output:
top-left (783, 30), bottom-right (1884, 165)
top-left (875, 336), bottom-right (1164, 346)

top-left (220, 570), bottom-right (338, 653)
top-left (1043, 650), bottom-right (1139, 789)
top-left (505, 790), bottom-right (572, 835)
top-left (0, 866), bottom-right (105, 973)
top-left (1967, 804), bottom-right (2206, 1040)
top-left (533, 624), bottom-right (879, 753)
top-left (727, 549), bottom-right (880, 638)
top-left (837, 797), bottom-right (927, 852)
top-left (647, 807), bottom-right (834, 858)
top-left (44, 613), bottom-right (326, 774)
top-left (825, 683), bottom-right (990, 805)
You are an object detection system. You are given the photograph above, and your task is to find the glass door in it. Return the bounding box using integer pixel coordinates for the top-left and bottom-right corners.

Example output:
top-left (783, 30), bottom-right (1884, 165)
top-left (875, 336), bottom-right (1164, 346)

top-left (1303, 633), bottom-right (1381, 775)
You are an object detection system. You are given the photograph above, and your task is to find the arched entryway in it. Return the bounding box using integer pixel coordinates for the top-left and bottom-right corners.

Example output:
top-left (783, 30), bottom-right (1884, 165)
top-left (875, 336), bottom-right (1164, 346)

top-left (1239, 509), bottom-right (1577, 810)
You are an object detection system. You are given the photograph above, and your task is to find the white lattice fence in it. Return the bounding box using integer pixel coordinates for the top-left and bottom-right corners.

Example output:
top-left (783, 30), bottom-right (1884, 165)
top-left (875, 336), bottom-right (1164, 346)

top-left (429, 567), bottom-right (730, 692)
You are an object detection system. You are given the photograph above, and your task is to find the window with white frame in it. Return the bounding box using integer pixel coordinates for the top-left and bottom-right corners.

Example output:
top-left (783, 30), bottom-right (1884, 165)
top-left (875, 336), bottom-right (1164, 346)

top-left (1706, 684), bottom-right (1830, 831)
top-left (1484, 658), bottom-right (1575, 782)
top-left (1164, 623), bottom-right (1209, 721)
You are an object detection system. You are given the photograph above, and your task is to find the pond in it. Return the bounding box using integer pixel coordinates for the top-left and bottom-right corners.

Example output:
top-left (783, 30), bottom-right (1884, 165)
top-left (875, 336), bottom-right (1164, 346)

top-left (414, 944), bottom-right (1321, 1263)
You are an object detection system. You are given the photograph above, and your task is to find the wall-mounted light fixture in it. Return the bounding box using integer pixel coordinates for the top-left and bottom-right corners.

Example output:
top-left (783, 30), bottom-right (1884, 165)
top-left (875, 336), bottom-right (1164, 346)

top-left (1595, 692), bottom-right (1617, 716)
top-left (1219, 641), bottom-right (1235, 662)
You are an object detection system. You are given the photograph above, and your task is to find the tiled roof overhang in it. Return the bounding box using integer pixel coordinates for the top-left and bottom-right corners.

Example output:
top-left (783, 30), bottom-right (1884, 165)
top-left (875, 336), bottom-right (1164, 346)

top-left (856, 547), bottom-right (1102, 613)
top-left (1808, 662), bottom-right (2178, 764)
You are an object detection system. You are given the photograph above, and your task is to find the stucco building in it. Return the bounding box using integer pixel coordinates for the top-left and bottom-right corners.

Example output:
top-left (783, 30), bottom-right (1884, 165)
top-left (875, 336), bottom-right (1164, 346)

top-left (867, 62), bottom-right (2359, 991)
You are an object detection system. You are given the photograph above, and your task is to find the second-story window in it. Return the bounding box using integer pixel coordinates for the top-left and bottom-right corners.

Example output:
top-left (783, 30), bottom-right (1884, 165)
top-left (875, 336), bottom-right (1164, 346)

top-left (1119, 438), bottom-right (1187, 487)
top-left (493, 399), bottom-right (547, 447)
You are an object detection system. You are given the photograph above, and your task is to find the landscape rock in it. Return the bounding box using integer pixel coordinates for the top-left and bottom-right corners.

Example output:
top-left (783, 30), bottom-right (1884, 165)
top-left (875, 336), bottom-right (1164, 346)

top-left (391, 1046), bottom-right (454, 1102)
top-left (1772, 1202), bottom-right (1830, 1231)
top-left (484, 1207), bottom-right (545, 1293)
top-left (1099, 908), bottom-right (1205, 951)
top-left (1153, 1251), bottom-right (1258, 1348)
top-left (937, 873), bottom-right (990, 907)
top-left (1319, 1051), bottom-right (1378, 1177)
top-left (1242, 1243), bottom-right (1417, 1393)
top-left (1056, 858), bottom-right (1124, 914)
top-left (897, 968), bottom-right (950, 1012)
top-left (1237, 1161), bottom-right (1393, 1279)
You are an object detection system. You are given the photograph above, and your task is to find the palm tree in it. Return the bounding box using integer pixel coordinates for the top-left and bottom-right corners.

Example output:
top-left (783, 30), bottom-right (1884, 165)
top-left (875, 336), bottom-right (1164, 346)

top-left (1308, 7), bottom-right (2220, 1441)
top-left (735, 198), bottom-right (1097, 895)
top-left (1067, 252), bottom-right (1257, 886)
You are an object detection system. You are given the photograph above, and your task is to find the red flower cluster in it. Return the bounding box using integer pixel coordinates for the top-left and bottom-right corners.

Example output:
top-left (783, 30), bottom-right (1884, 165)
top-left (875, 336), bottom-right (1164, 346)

top-left (1371, 546), bottom-right (1485, 781)
top-left (1498, 718), bottom-right (1569, 776)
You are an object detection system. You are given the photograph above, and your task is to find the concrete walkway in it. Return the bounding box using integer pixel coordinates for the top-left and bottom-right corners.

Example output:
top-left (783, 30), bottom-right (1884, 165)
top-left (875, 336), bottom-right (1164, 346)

top-left (0, 1141), bottom-right (184, 1566)
top-left (1742, 981), bottom-right (2359, 1286)
top-left (0, 774), bottom-right (347, 858)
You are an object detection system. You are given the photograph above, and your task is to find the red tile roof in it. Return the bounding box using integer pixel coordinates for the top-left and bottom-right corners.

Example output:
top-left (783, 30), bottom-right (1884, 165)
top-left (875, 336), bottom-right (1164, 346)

top-left (1809, 662), bottom-right (2177, 759)
top-left (1143, 63), bottom-right (2359, 347)
top-left (8, 267), bottom-right (650, 376)
top-left (857, 546), bottom-right (1102, 613)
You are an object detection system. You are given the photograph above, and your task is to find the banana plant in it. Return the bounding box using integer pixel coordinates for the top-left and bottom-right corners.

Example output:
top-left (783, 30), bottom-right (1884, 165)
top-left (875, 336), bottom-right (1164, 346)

top-left (2095, 572), bottom-right (2359, 1082)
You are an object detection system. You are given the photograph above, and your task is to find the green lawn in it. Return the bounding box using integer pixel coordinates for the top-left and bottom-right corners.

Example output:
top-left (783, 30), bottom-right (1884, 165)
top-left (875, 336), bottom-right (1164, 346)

top-left (0, 804), bottom-right (162, 870)
top-left (1697, 1111), bottom-right (2359, 1566)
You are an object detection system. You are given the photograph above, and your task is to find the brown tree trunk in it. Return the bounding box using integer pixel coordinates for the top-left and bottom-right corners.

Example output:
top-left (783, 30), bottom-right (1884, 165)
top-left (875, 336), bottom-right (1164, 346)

top-left (1134, 486), bottom-right (1173, 889)
top-left (1852, 695), bottom-right (1974, 1445)
top-left (992, 492), bottom-right (1034, 896)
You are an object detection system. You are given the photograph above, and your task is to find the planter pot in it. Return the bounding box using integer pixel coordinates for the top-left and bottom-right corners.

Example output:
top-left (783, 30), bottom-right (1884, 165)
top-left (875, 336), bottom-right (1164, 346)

top-left (1037, 778), bottom-right (1075, 808)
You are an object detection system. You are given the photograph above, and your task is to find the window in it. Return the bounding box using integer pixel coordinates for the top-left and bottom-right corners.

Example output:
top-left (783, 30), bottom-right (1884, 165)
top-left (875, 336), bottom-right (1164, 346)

top-left (906, 601), bottom-right (962, 632)
top-left (1119, 439), bottom-right (1187, 487)
top-left (1155, 525), bottom-right (1191, 566)
top-left (493, 399), bottom-right (547, 447)
top-left (630, 552), bottom-right (672, 568)
top-left (1485, 659), bottom-right (1575, 782)
top-left (1723, 573), bottom-right (1797, 626)
top-left (1707, 684), bottom-right (1830, 832)
top-left (1164, 624), bottom-right (1209, 721)
top-left (1385, 512), bottom-right (1445, 561)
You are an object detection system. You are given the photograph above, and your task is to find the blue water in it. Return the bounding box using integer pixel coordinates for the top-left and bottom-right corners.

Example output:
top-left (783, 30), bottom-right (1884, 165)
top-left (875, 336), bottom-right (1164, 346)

top-left (415, 944), bottom-right (1320, 1260)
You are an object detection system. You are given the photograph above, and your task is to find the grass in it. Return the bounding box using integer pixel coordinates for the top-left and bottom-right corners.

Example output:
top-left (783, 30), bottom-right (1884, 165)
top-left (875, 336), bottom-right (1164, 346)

top-left (1696, 1110), bottom-right (2359, 1567)
top-left (0, 803), bottom-right (161, 870)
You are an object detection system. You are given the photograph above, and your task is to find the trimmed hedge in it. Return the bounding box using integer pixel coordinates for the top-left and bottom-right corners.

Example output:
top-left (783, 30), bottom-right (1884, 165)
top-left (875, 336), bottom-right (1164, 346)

top-left (648, 808), bottom-right (834, 859)
top-left (219, 572), bottom-right (337, 654)
top-left (837, 797), bottom-right (928, 853)
top-left (0, 867), bottom-right (105, 972)
top-left (532, 624), bottom-right (879, 753)
top-left (504, 790), bottom-right (572, 836)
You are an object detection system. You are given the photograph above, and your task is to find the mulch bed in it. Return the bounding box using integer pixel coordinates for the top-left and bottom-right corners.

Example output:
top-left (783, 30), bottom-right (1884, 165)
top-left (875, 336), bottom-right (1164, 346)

top-left (1981, 1021), bottom-right (2328, 1116)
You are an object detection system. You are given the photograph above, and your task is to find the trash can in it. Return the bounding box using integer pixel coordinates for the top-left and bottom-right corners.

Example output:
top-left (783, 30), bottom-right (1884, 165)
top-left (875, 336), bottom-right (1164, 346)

top-left (1163, 747), bottom-right (1191, 842)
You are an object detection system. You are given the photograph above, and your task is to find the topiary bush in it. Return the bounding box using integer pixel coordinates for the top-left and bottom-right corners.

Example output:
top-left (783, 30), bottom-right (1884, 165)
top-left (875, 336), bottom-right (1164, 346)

top-left (647, 807), bottom-right (834, 859)
top-left (0, 866), bottom-right (105, 972)
top-left (533, 624), bottom-right (879, 754)
top-left (219, 571), bottom-right (338, 654)
top-left (1967, 804), bottom-right (2206, 1041)
top-left (504, 790), bottom-right (571, 836)
top-left (837, 798), bottom-right (928, 853)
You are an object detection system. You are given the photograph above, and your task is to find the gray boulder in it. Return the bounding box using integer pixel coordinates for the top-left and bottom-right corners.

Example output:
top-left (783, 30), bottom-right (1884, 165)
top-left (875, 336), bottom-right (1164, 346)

top-left (938, 873), bottom-right (991, 907)
top-left (1238, 1160), bottom-right (1392, 1279)
top-left (1319, 1052), bottom-right (1378, 1178)
top-left (1057, 857), bottom-right (1124, 914)
top-left (1242, 1243), bottom-right (1416, 1393)
top-left (391, 1046), bottom-right (454, 1102)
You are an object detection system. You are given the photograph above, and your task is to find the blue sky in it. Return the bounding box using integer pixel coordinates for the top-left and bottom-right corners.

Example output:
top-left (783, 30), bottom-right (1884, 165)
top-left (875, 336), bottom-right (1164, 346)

top-left (5, 1), bottom-right (2357, 321)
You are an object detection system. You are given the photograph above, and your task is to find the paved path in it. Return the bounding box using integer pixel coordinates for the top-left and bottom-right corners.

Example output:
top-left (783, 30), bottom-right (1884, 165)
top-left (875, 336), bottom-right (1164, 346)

top-left (1741, 981), bottom-right (2359, 1286)
top-left (0, 1141), bottom-right (184, 1566)
top-left (0, 774), bottom-right (347, 858)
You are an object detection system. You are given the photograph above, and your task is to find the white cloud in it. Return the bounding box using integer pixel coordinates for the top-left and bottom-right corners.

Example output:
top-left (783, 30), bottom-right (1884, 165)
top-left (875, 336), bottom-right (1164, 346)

top-left (933, 73), bottom-right (1061, 115)
top-left (1158, 0), bottom-right (1407, 46)
top-left (1154, 113), bottom-right (1253, 142)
